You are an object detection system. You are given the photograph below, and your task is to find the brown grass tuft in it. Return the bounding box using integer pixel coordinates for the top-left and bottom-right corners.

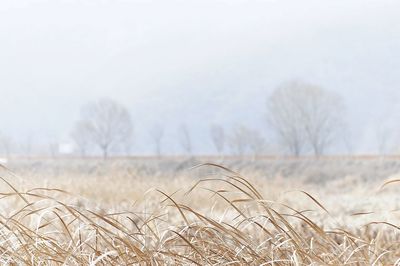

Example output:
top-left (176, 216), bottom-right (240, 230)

top-left (0, 163), bottom-right (397, 264)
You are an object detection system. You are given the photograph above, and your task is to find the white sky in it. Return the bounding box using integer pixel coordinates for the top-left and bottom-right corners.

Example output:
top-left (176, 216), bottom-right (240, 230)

top-left (1, 0), bottom-right (400, 154)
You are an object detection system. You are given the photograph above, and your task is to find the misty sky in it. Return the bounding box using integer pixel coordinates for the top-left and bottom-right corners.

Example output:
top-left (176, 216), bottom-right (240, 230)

top-left (1, 0), bottom-right (400, 154)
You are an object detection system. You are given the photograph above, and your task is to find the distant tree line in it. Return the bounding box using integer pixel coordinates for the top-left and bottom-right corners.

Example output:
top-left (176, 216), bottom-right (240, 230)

top-left (0, 80), bottom-right (368, 159)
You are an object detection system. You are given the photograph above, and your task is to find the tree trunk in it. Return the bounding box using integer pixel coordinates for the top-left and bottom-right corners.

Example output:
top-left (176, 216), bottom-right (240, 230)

top-left (102, 148), bottom-right (108, 160)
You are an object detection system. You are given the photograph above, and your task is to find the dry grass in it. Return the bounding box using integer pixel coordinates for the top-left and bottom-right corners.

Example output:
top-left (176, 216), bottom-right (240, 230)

top-left (0, 161), bottom-right (399, 265)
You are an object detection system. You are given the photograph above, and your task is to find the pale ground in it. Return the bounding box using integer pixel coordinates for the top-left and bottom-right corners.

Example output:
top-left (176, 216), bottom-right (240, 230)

top-left (2, 156), bottom-right (400, 233)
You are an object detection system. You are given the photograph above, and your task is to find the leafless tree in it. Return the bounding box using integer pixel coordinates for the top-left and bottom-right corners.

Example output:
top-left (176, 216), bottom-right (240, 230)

top-left (48, 141), bottom-right (59, 158)
top-left (266, 80), bottom-right (344, 156)
top-left (247, 129), bottom-right (267, 158)
top-left (228, 126), bottom-right (249, 156)
top-left (340, 123), bottom-right (354, 155)
top-left (374, 111), bottom-right (400, 156)
top-left (150, 123), bottom-right (164, 157)
top-left (21, 135), bottom-right (33, 157)
top-left (210, 124), bottom-right (225, 155)
top-left (179, 124), bottom-right (192, 155)
top-left (74, 98), bottom-right (133, 159)
top-left (229, 125), bottom-right (266, 157)
top-left (70, 120), bottom-right (92, 156)
top-left (0, 134), bottom-right (13, 158)
top-left (376, 127), bottom-right (388, 156)
top-left (375, 124), bottom-right (396, 156)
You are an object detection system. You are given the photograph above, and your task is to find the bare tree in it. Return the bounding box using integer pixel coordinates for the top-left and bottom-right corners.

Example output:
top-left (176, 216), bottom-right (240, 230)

top-left (150, 123), bottom-right (164, 157)
top-left (374, 111), bottom-right (400, 156)
top-left (70, 120), bottom-right (92, 156)
top-left (247, 129), bottom-right (267, 158)
top-left (210, 124), bottom-right (225, 155)
top-left (74, 98), bottom-right (133, 159)
top-left (375, 124), bottom-right (396, 156)
top-left (266, 85), bottom-right (305, 156)
top-left (228, 125), bottom-right (250, 156)
top-left (229, 125), bottom-right (266, 157)
top-left (266, 80), bottom-right (344, 156)
top-left (21, 135), bottom-right (33, 157)
top-left (340, 123), bottom-right (354, 155)
top-left (0, 134), bottom-right (13, 158)
top-left (48, 141), bottom-right (59, 158)
top-left (179, 124), bottom-right (192, 155)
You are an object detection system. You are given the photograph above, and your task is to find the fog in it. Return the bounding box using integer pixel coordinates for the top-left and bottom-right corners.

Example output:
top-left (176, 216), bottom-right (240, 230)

top-left (1, 0), bottom-right (400, 155)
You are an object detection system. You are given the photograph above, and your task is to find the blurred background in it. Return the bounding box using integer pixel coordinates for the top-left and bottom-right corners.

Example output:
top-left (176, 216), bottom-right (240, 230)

top-left (1, 0), bottom-right (400, 158)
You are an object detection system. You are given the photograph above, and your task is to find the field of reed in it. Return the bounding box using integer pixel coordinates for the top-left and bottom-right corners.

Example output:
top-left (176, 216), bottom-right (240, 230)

top-left (0, 157), bottom-right (399, 265)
